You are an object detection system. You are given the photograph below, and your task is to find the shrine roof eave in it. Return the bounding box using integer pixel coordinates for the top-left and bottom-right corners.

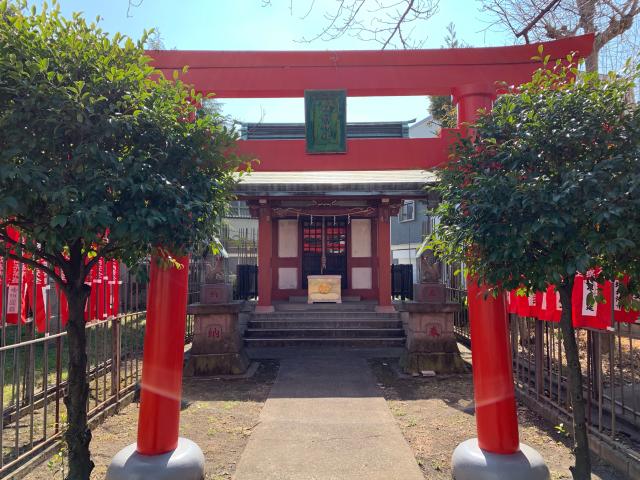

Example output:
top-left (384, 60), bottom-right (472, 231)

top-left (234, 185), bottom-right (430, 198)
top-left (233, 169), bottom-right (436, 198)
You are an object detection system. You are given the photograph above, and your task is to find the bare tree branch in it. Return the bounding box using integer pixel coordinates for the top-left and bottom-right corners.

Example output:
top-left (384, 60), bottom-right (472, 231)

top-left (127, 0), bottom-right (143, 18)
top-left (294, 0), bottom-right (439, 49)
top-left (480, 0), bottom-right (640, 72)
top-left (516, 0), bottom-right (563, 41)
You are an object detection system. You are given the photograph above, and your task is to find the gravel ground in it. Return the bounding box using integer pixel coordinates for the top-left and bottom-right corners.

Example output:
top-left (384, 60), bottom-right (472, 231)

top-left (23, 360), bottom-right (279, 480)
top-left (368, 358), bottom-right (625, 480)
top-left (21, 354), bottom-right (627, 480)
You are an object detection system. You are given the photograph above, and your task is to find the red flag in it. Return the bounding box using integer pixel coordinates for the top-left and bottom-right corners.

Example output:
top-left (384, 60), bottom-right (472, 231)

top-left (600, 279), bottom-right (640, 324)
top-left (571, 273), bottom-right (610, 329)
top-left (1, 256), bottom-right (23, 324)
top-left (95, 258), bottom-right (106, 320)
top-left (516, 291), bottom-right (539, 318)
top-left (23, 267), bottom-right (49, 333)
top-left (537, 286), bottom-right (561, 322)
top-left (1, 227), bottom-right (24, 325)
top-left (505, 290), bottom-right (519, 314)
top-left (106, 260), bottom-right (120, 317)
top-left (53, 267), bottom-right (69, 329)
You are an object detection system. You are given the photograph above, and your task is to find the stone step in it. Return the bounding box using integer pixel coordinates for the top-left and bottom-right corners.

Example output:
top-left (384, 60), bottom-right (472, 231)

top-left (250, 311), bottom-right (399, 319)
top-left (286, 295), bottom-right (362, 303)
top-left (243, 337), bottom-right (406, 348)
top-left (244, 328), bottom-right (405, 339)
top-left (273, 303), bottom-right (379, 312)
top-left (248, 320), bottom-right (403, 329)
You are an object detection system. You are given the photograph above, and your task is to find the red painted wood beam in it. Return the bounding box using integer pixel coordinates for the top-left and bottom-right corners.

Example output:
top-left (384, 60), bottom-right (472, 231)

top-left (147, 35), bottom-right (593, 98)
top-left (235, 133), bottom-right (459, 172)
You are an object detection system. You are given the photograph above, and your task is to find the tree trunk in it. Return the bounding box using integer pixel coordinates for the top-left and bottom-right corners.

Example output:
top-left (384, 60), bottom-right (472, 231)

top-left (585, 51), bottom-right (598, 74)
top-left (558, 280), bottom-right (591, 480)
top-left (64, 285), bottom-right (94, 480)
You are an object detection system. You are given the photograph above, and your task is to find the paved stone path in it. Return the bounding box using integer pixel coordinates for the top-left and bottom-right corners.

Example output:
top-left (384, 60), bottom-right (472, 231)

top-left (233, 352), bottom-right (424, 480)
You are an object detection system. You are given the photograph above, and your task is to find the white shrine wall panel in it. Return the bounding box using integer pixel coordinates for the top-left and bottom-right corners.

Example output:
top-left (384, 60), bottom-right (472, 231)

top-left (352, 267), bottom-right (373, 290)
top-left (278, 219), bottom-right (298, 258)
top-left (350, 219), bottom-right (372, 258)
top-left (278, 267), bottom-right (298, 290)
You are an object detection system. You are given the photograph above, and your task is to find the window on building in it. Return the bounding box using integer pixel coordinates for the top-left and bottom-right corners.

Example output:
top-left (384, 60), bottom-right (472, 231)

top-left (226, 201), bottom-right (251, 219)
top-left (398, 200), bottom-right (415, 222)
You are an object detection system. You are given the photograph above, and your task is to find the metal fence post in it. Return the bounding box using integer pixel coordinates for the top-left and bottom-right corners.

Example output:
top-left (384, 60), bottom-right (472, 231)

top-left (535, 320), bottom-right (544, 397)
top-left (111, 317), bottom-right (121, 401)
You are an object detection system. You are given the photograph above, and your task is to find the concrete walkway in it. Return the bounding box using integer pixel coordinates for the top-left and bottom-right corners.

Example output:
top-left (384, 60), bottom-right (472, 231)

top-left (233, 352), bottom-right (424, 480)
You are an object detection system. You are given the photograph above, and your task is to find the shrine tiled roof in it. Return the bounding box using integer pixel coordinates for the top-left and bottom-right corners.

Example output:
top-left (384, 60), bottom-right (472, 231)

top-left (234, 170), bottom-right (435, 197)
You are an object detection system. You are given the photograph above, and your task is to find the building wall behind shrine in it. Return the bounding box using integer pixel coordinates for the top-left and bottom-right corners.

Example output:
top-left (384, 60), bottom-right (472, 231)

top-left (391, 200), bottom-right (429, 284)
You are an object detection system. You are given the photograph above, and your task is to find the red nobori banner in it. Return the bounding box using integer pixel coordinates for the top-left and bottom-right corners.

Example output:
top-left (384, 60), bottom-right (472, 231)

top-left (506, 273), bottom-right (639, 329)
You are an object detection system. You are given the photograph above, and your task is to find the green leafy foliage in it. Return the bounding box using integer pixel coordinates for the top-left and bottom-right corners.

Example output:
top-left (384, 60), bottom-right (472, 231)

top-left (0, 3), bottom-right (242, 478)
top-left (430, 55), bottom-right (640, 301)
top-left (430, 53), bottom-right (640, 479)
top-left (428, 94), bottom-right (457, 129)
top-left (0, 0), bottom-right (241, 283)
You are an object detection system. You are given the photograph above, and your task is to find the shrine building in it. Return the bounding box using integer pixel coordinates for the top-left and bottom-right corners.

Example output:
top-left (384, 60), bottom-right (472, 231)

top-left (234, 120), bottom-right (436, 311)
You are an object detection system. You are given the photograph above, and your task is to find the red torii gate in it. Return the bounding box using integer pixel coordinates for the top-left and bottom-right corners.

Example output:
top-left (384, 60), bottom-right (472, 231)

top-left (108, 34), bottom-right (594, 480)
top-left (150, 35), bottom-right (592, 175)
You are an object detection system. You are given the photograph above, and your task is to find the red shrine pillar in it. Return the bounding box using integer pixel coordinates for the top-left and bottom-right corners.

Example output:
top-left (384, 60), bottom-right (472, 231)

top-left (137, 252), bottom-right (190, 455)
top-left (453, 84), bottom-right (520, 455)
top-left (376, 203), bottom-right (394, 313)
top-left (256, 203), bottom-right (274, 313)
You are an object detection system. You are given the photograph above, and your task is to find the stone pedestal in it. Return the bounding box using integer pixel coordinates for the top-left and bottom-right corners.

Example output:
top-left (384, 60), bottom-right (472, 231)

top-left (184, 302), bottom-right (250, 376)
top-left (200, 283), bottom-right (232, 304)
top-left (413, 282), bottom-right (446, 303)
top-left (400, 301), bottom-right (467, 374)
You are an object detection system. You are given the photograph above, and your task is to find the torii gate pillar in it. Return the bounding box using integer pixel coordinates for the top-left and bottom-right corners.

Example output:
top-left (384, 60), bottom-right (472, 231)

top-left (450, 85), bottom-right (549, 480)
top-left (107, 253), bottom-right (205, 480)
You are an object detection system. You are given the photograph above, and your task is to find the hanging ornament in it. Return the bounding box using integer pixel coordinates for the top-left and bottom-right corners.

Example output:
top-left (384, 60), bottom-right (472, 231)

top-left (333, 215), bottom-right (336, 226)
top-left (347, 214), bottom-right (351, 224)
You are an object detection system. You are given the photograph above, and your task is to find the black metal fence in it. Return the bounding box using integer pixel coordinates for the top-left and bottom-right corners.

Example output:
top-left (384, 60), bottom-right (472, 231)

top-left (452, 295), bottom-right (640, 471)
top-left (235, 265), bottom-right (258, 300)
top-left (0, 257), bottom-right (205, 477)
top-left (510, 318), bottom-right (640, 460)
top-left (0, 266), bottom-right (147, 477)
top-left (391, 264), bottom-right (413, 300)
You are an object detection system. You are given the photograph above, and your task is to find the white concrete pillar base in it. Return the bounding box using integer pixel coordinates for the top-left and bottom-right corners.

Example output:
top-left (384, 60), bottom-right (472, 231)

top-left (452, 438), bottom-right (549, 480)
top-left (106, 437), bottom-right (204, 480)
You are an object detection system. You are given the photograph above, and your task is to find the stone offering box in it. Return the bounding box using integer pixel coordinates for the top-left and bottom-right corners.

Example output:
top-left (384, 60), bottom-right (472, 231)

top-left (184, 302), bottom-right (249, 376)
top-left (399, 302), bottom-right (467, 374)
top-left (307, 275), bottom-right (342, 303)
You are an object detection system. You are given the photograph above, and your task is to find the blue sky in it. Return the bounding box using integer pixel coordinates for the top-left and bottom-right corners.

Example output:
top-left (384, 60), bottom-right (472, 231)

top-left (44, 1), bottom-right (513, 124)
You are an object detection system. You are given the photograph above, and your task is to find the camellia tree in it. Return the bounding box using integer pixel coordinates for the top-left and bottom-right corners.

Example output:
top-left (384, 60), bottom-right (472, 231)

top-left (0, 2), bottom-right (240, 479)
top-left (430, 54), bottom-right (640, 480)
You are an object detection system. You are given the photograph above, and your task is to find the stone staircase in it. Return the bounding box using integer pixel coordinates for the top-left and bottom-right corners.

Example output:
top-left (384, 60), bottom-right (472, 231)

top-left (244, 302), bottom-right (406, 348)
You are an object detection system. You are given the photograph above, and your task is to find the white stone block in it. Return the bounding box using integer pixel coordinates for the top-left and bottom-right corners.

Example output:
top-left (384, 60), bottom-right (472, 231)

top-left (278, 267), bottom-right (298, 289)
top-left (352, 267), bottom-right (372, 289)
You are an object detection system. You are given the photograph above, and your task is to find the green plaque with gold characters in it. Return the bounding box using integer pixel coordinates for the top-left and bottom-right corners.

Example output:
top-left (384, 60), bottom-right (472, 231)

top-left (304, 90), bottom-right (346, 154)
